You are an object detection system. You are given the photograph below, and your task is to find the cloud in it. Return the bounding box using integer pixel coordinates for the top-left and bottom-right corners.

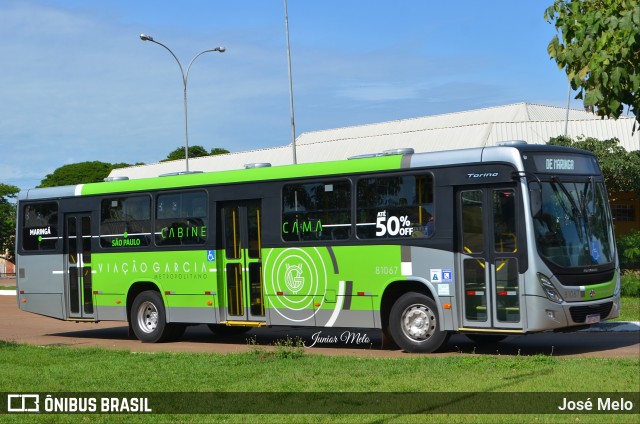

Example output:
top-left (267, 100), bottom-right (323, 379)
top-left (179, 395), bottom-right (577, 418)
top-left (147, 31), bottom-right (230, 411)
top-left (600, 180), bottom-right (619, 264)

top-left (0, 1), bottom-right (574, 190)
top-left (0, 1), bottom-right (294, 188)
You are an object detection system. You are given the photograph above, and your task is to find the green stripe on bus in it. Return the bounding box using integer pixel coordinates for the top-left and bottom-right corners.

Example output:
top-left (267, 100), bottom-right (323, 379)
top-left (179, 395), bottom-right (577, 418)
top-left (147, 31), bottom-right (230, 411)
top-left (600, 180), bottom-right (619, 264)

top-left (80, 156), bottom-right (403, 196)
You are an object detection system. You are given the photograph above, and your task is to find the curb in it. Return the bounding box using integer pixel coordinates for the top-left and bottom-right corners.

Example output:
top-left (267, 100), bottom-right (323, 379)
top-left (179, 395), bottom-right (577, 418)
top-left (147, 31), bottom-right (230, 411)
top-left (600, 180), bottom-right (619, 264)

top-left (0, 290), bottom-right (16, 296)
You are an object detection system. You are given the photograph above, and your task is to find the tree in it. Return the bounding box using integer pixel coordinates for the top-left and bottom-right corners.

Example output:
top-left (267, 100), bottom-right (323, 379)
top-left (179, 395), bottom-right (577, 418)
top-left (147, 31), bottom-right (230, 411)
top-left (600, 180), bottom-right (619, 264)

top-left (548, 135), bottom-right (640, 194)
top-left (0, 183), bottom-right (19, 263)
top-left (545, 0), bottom-right (640, 122)
top-left (209, 147), bottom-right (230, 156)
top-left (163, 146), bottom-right (230, 162)
top-left (164, 145), bottom-right (209, 161)
top-left (38, 161), bottom-right (133, 188)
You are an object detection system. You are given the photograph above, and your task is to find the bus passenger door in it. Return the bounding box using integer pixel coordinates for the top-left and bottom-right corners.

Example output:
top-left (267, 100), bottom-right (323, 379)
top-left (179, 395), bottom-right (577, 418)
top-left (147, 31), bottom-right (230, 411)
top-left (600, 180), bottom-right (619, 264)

top-left (457, 187), bottom-right (522, 330)
top-left (220, 200), bottom-right (265, 323)
top-left (64, 213), bottom-right (94, 319)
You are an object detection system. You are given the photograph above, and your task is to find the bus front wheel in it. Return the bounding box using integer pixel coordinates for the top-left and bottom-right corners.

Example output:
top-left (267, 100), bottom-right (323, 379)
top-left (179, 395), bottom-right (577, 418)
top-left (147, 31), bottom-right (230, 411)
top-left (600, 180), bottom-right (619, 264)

top-left (131, 290), bottom-right (170, 343)
top-left (389, 292), bottom-right (449, 353)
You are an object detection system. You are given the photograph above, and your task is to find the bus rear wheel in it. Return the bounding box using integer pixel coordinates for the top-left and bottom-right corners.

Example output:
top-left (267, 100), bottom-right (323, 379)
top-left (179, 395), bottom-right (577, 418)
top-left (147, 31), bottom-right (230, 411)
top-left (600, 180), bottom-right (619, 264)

top-left (131, 290), bottom-right (171, 343)
top-left (389, 292), bottom-right (449, 353)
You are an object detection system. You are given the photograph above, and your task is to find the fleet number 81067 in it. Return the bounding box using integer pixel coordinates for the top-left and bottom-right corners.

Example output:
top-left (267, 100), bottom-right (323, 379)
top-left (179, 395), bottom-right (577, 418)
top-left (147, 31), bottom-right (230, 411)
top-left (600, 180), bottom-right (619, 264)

top-left (376, 266), bottom-right (399, 275)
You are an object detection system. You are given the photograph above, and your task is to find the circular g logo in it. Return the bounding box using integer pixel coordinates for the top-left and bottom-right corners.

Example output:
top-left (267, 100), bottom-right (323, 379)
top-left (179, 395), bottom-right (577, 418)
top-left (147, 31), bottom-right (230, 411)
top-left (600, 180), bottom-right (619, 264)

top-left (265, 247), bottom-right (328, 322)
top-left (285, 264), bottom-right (305, 294)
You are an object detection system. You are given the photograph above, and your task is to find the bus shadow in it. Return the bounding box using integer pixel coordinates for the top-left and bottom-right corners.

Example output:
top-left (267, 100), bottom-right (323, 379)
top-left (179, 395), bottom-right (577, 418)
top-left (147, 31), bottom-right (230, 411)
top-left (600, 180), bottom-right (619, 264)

top-left (443, 332), bottom-right (640, 356)
top-left (49, 325), bottom-right (386, 350)
top-left (48, 324), bottom-right (639, 356)
top-left (47, 326), bottom-right (130, 341)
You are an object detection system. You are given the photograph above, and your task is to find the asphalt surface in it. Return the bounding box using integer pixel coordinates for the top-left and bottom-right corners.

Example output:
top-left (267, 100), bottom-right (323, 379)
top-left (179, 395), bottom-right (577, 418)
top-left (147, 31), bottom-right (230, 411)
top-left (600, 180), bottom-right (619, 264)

top-left (0, 285), bottom-right (638, 358)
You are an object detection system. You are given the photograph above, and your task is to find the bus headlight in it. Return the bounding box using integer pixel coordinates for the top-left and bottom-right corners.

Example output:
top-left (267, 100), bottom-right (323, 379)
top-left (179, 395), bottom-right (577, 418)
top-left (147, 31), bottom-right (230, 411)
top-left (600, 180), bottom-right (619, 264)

top-left (538, 273), bottom-right (564, 304)
top-left (613, 269), bottom-right (621, 297)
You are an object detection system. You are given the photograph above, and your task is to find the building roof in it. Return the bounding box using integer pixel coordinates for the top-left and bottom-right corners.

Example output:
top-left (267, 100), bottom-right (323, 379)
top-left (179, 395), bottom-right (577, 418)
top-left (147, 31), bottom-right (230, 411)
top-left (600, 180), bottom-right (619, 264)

top-left (295, 102), bottom-right (605, 145)
top-left (109, 102), bottom-right (640, 180)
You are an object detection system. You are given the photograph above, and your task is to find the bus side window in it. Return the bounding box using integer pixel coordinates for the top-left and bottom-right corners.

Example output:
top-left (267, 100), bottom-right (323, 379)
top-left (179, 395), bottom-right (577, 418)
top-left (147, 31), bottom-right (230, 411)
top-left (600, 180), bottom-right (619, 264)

top-left (100, 196), bottom-right (151, 248)
top-left (155, 191), bottom-right (208, 246)
top-left (22, 202), bottom-right (59, 251)
top-left (282, 180), bottom-right (351, 242)
top-left (356, 173), bottom-right (434, 239)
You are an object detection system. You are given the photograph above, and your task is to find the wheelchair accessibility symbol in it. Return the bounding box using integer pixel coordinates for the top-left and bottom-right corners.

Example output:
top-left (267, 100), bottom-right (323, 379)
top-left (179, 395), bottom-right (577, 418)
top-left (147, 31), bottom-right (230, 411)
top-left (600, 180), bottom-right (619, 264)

top-left (207, 250), bottom-right (216, 262)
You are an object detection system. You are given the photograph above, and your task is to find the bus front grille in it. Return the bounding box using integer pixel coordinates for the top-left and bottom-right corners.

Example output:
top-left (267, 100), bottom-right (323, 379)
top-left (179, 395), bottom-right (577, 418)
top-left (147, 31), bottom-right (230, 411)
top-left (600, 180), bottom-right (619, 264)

top-left (569, 302), bottom-right (613, 323)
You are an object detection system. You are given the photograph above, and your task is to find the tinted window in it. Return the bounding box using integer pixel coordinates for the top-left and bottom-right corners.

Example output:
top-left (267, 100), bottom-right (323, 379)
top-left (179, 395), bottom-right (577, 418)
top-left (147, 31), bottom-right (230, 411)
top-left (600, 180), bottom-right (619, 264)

top-left (282, 180), bottom-right (351, 241)
top-left (461, 190), bottom-right (484, 253)
top-left (156, 191), bottom-right (207, 245)
top-left (22, 202), bottom-right (59, 251)
top-left (493, 189), bottom-right (516, 253)
top-left (100, 196), bottom-right (151, 248)
top-left (534, 181), bottom-right (614, 267)
top-left (356, 174), bottom-right (434, 239)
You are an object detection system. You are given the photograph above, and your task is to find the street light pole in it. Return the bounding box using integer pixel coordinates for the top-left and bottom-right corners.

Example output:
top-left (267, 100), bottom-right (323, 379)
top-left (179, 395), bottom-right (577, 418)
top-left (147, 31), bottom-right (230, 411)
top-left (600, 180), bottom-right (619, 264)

top-left (140, 34), bottom-right (225, 173)
top-left (283, 0), bottom-right (297, 164)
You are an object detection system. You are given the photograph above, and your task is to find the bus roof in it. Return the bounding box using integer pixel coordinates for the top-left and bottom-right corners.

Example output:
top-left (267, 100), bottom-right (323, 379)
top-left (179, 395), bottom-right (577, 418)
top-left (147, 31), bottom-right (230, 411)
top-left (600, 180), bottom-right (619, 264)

top-left (18, 144), bottom-right (596, 201)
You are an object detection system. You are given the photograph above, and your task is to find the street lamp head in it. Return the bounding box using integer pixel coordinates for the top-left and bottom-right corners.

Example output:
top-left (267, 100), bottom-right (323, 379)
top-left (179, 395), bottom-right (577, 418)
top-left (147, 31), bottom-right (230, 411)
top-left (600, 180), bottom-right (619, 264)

top-left (138, 35), bottom-right (225, 174)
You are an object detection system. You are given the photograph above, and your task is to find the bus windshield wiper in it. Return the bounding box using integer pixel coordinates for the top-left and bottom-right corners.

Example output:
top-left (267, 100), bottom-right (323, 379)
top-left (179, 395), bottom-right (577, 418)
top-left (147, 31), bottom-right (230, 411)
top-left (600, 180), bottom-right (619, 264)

top-left (588, 176), bottom-right (596, 219)
top-left (551, 176), bottom-right (583, 219)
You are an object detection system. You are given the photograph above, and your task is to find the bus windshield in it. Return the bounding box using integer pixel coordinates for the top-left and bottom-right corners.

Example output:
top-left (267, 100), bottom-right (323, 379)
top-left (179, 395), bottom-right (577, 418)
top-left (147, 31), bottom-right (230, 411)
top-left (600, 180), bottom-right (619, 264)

top-left (532, 178), bottom-right (615, 268)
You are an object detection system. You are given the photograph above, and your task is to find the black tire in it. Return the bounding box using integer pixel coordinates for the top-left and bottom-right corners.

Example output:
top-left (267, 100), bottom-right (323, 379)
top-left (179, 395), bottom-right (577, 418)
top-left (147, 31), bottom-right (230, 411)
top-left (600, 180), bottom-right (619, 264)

top-left (389, 292), bottom-right (449, 353)
top-left (207, 324), bottom-right (252, 336)
top-left (131, 290), bottom-right (170, 343)
top-left (465, 334), bottom-right (508, 344)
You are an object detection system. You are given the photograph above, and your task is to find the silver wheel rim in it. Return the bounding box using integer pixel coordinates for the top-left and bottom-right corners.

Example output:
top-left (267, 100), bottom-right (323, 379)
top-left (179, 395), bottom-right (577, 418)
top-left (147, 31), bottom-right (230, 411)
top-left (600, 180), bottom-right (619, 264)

top-left (137, 301), bottom-right (159, 334)
top-left (401, 303), bottom-right (436, 342)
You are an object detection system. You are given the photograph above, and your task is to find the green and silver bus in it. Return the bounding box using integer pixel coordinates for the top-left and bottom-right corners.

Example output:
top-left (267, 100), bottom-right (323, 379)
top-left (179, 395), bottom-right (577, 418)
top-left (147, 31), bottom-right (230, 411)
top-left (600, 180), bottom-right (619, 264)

top-left (15, 142), bottom-right (621, 352)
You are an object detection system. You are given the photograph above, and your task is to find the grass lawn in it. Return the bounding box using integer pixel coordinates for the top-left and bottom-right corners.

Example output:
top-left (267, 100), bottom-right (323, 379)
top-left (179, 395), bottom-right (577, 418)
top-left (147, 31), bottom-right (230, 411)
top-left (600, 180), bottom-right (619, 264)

top-left (616, 296), bottom-right (640, 322)
top-left (0, 341), bottom-right (638, 423)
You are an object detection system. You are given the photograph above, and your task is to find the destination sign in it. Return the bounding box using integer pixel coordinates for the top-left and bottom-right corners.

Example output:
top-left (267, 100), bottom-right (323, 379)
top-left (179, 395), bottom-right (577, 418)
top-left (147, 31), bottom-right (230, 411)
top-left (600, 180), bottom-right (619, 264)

top-left (525, 153), bottom-right (599, 174)
top-left (545, 158), bottom-right (575, 170)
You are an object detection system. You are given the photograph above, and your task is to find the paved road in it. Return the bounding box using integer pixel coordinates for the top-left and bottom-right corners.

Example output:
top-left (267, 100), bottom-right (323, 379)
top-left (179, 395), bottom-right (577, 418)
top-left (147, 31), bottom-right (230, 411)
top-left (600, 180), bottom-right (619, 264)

top-left (0, 296), bottom-right (638, 358)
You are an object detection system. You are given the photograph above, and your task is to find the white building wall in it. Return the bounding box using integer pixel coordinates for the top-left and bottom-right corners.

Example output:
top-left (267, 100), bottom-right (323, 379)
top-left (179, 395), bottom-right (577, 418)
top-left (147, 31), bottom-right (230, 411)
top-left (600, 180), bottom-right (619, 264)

top-left (108, 103), bottom-right (639, 180)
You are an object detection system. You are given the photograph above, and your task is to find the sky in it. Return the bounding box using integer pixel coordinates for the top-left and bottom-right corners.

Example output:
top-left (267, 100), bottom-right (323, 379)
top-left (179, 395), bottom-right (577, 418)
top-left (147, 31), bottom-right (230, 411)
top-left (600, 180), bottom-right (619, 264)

top-left (1, 0), bottom-right (578, 191)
